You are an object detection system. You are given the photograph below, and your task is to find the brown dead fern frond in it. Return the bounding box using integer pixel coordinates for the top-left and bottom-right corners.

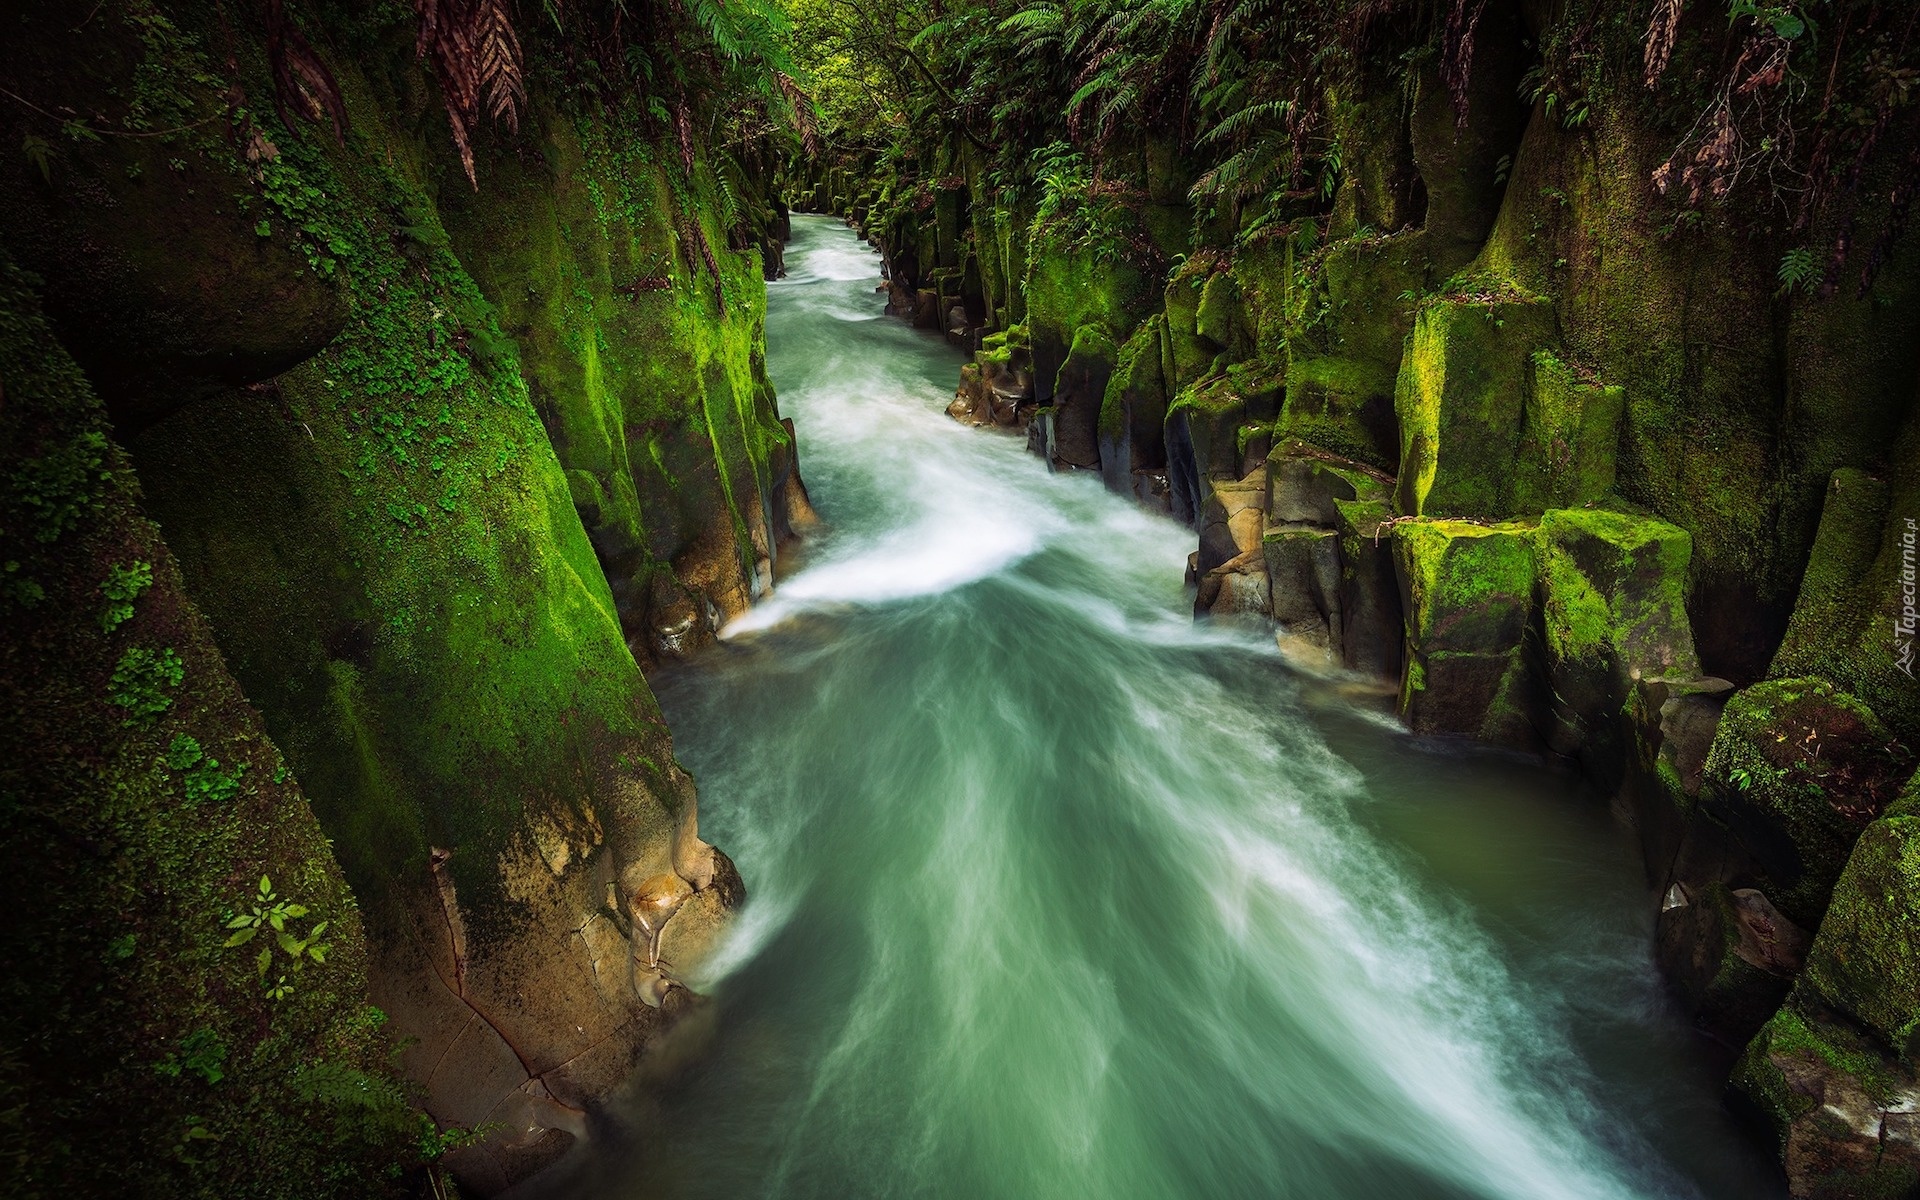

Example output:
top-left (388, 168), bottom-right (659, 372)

top-left (1643, 0), bottom-right (1683, 90)
top-left (413, 0), bottom-right (523, 187)
top-left (475, 0), bottom-right (525, 132)
top-left (1440, 0), bottom-right (1488, 127)
top-left (775, 72), bottom-right (822, 158)
top-left (264, 0), bottom-right (346, 142)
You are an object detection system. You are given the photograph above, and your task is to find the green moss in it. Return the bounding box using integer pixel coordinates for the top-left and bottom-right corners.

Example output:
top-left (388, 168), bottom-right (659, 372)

top-left (1801, 814), bottom-right (1920, 1052)
top-left (1704, 678), bottom-right (1910, 924)
top-left (1392, 289), bottom-right (1557, 517)
top-left (1510, 351), bottom-right (1626, 512)
top-left (1394, 518), bottom-right (1538, 650)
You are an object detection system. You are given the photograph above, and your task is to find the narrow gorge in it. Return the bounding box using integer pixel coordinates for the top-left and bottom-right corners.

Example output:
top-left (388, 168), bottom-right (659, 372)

top-left (1, 1), bottom-right (1917, 1199)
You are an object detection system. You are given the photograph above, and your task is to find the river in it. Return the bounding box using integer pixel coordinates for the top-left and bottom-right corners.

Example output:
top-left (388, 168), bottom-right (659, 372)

top-left (544, 215), bottom-right (1784, 1200)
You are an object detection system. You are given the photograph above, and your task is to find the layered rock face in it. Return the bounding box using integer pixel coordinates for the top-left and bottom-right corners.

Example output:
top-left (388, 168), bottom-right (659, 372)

top-left (811, 2), bottom-right (1920, 1193)
top-left (0, 1), bottom-right (805, 1193)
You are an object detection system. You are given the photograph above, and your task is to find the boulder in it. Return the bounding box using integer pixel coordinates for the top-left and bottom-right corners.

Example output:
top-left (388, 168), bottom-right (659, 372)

top-left (1391, 518), bottom-right (1540, 745)
top-left (1392, 289), bottom-right (1556, 517)
top-left (1198, 470), bottom-right (1268, 574)
top-left (1267, 438), bottom-right (1391, 525)
top-left (1195, 548), bottom-right (1271, 626)
top-left (1734, 1005), bottom-right (1920, 1200)
top-left (1534, 507), bottom-right (1698, 779)
top-left (1510, 351), bottom-right (1626, 512)
top-left (1334, 497), bottom-right (1405, 682)
top-left (1099, 316), bottom-right (1170, 498)
top-left (1264, 526), bottom-right (1342, 656)
top-left (1621, 673), bottom-right (1738, 886)
top-left (1701, 678), bottom-right (1913, 926)
top-left (1051, 324), bottom-right (1118, 469)
top-left (1656, 881), bottom-right (1809, 1047)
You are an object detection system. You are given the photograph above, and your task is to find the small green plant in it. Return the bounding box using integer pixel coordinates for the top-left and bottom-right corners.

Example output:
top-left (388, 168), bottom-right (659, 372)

top-left (109, 646), bottom-right (183, 723)
top-left (99, 560), bottom-right (153, 631)
top-left (223, 875), bottom-right (329, 999)
top-left (20, 133), bottom-right (51, 182)
top-left (105, 932), bottom-right (137, 961)
top-left (156, 1028), bottom-right (227, 1085)
top-left (165, 734), bottom-right (247, 805)
top-left (1778, 247), bottom-right (1819, 295)
top-left (174, 1114), bottom-right (218, 1165)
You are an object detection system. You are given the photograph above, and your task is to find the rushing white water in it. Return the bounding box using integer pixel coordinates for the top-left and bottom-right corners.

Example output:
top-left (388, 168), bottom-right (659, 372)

top-left (545, 217), bottom-right (1782, 1200)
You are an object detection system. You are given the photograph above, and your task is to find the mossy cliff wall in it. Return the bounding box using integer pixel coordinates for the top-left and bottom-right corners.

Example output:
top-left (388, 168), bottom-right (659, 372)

top-left (0, 0), bottom-right (796, 1192)
top-left (814, 3), bottom-right (1920, 1194)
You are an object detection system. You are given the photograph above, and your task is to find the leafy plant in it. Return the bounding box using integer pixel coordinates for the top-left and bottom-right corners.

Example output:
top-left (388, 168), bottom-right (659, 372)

top-left (1777, 246), bottom-right (1818, 295)
top-left (99, 560), bottom-right (153, 632)
top-left (109, 646), bottom-right (184, 723)
top-left (165, 734), bottom-right (246, 805)
top-left (223, 875), bottom-right (330, 999)
top-left (155, 1028), bottom-right (228, 1085)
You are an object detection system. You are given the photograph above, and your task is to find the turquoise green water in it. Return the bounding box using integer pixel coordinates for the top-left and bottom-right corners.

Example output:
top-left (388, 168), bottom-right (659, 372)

top-left (553, 217), bottom-right (1784, 1200)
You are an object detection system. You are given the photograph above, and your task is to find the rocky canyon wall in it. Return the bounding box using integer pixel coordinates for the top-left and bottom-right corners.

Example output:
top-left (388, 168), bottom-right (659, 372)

top-left (0, 1), bottom-right (803, 1193)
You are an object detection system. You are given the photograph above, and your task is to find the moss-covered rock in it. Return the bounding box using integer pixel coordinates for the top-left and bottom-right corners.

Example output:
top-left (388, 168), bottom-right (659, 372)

top-left (0, 11), bottom-right (347, 430)
top-left (1510, 351), bottom-right (1626, 512)
top-left (0, 248), bottom-right (412, 1197)
top-left (1099, 316), bottom-right (1170, 498)
top-left (1733, 1004), bottom-right (1920, 1200)
top-left (1769, 456), bottom-right (1920, 748)
top-left (1702, 679), bottom-right (1913, 927)
top-left (1263, 232), bottom-right (1428, 471)
top-left (6, 8), bottom-right (748, 1191)
top-left (1334, 497), bottom-right (1406, 682)
top-left (1534, 507), bottom-right (1698, 770)
top-left (1049, 324), bottom-right (1118, 470)
top-left (1392, 289), bottom-right (1557, 517)
top-left (1800, 801), bottom-right (1920, 1054)
top-left (1391, 518), bottom-right (1541, 744)
top-left (1656, 881), bottom-right (1808, 1047)
top-left (438, 100), bottom-right (792, 664)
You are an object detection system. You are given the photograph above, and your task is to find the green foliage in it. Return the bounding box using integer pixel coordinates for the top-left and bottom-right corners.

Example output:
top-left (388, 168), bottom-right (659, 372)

top-left (155, 1029), bottom-right (228, 1086)
top-left (99, 560), bottom-right (153, 632)
top-left (1777, 247), bottom-right (1818, 295)
top-left (109, 646), bottom-right (184, 723)
top-left (164, 734), bottom-right (247, 806)
top-left (222, 876), bottom-right (330, 1000)
top-left (6, 430), bottom-right (109, 544)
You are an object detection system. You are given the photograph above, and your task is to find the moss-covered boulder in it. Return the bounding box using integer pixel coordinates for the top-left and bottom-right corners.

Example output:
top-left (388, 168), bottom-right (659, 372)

top-left (1534, 508), bottom-right (1698, 773)
top-left (1049, 324), bottom-right (1118, 470)
top-left (1099, 316), bottom-right (1171, 500)
top-left (0, 249), bottom-right (412, 1197)
top-left (1391, 518), bottom-right (1540, 744)
top-left (1769, 457), bottom-right (1920, 748)
top-left (1165, 367), bottom-right (1282, 527)
top-left (439, 102), bottom-right (793, 665)
top-left (1393, 288), bottom-right (1557, 517)
top-left (1733, 1003), bottom-right (1920, 1200)
top-left (1702, 679), bottom-right (1913, 927)
top-left (0, 18), bottom-right (347, 430)
top-left (9, 13), bottom-right (749, 1191)
top-left (1656, 882), bottom-right (1809, 1047)
top-left (1267, 438), bottom-right (1392, 527)
top-left (1335, 497), bottom-right (1406, 682)
top-left (1506, 351), bottom-right (1626, 512)
top-left (1025, 219), bottom-right (1156, 403)
top-left (1622, 674), bottom-right (1737, 888)
top-left (1264, 526), bottom-right (1342, 661)
top-left (1800, 798), bottom-right (1920, 1053)
top-left (1267, 232), bottom-right (1428, 471)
